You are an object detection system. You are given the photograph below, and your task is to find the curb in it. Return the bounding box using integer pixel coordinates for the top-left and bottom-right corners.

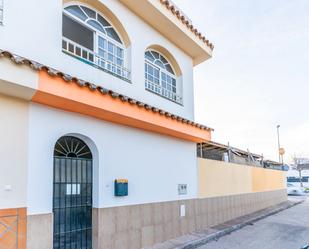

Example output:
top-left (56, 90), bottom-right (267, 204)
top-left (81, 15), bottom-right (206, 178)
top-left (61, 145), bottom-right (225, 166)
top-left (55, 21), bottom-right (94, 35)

top-left (180, 200), bottom-right (304, 249)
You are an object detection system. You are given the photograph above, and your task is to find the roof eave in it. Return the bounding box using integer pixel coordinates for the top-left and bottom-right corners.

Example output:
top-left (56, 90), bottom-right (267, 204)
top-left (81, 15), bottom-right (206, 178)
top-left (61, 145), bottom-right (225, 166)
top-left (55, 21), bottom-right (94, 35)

top-left (119, 0), bottom-right (213, 66)
top-left (0, 49), bottom-right (214, 142)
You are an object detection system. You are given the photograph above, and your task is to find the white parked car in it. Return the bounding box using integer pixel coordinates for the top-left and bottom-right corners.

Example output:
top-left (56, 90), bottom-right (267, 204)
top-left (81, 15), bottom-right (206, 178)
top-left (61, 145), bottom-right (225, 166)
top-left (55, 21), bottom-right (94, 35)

top-left (287, 183), bottom-right (303, 195)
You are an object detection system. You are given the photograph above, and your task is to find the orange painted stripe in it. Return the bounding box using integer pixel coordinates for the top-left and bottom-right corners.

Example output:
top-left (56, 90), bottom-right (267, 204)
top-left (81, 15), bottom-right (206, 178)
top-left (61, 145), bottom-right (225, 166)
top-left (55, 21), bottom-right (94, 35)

top-left (32, 71), bottom-right (211, 142)
top-left (17, 208), bottom-right (27, 249)
top-left (0, 208), bottom-right (17, 217)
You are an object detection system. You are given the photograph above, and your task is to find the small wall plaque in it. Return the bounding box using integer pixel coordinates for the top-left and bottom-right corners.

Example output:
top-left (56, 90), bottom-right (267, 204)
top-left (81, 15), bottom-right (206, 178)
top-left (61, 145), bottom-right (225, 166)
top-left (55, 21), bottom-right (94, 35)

top-left (178, 184), bottom-right (187, 195)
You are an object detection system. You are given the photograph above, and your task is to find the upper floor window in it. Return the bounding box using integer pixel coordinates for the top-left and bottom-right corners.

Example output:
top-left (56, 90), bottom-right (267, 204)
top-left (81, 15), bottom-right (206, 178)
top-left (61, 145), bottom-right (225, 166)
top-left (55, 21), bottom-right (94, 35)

top-left (145, 50), bottom-right (182, 104)
top-left (62, 4), bottom-right (130, 81)
top-left (0, 0), bottom-right (3, 25)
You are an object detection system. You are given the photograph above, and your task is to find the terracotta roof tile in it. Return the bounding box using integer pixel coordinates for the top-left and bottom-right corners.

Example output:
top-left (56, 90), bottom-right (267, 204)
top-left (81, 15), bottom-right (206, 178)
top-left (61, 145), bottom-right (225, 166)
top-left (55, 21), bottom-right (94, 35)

top-left (0, 49), bottom-right (214, 132)
top-left (159, 0), bottom-right (214, 50)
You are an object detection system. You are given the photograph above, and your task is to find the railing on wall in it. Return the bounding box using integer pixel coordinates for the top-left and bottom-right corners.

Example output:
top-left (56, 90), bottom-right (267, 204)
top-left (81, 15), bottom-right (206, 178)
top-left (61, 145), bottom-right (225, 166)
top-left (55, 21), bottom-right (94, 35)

top-left (287, 176), bottom-right (309, 183)
top-left (197, 142), bottom-right (287, 171)
top-left (62, 37), bottom-right (131, 82)
top-left (145, 79), bottom-right (183, 104)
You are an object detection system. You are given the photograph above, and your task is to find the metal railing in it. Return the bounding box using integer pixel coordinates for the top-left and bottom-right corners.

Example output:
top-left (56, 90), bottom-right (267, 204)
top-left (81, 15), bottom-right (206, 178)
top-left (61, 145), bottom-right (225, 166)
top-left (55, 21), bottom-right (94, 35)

top-left (145, 80), bottom-right (182, 104)
top-left (62, 37), bottom-right (130, 81)
top-left (197, 143), bottom-right (287, 171)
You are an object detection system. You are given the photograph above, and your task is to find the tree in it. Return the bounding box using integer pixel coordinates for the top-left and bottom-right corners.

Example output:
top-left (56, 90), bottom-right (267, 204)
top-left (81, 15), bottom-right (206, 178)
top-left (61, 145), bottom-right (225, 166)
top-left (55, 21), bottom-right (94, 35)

top-left (291, 155), bottom-right (309, 187)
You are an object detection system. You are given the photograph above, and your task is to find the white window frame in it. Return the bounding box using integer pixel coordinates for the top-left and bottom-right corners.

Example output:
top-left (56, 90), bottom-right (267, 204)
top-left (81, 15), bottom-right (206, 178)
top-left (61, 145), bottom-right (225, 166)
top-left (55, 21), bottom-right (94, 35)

top-left (62, 4), bottom-right (130, 81)
top-left (145, 50), bottom-right (182, 104)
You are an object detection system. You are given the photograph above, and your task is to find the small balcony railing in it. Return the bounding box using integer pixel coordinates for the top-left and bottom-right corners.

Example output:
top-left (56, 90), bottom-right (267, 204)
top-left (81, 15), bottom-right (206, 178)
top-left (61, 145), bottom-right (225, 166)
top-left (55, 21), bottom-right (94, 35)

top-left (145, 80), bottom-right (183, 105)
top-left (62, 37), bottom-right (130, 81)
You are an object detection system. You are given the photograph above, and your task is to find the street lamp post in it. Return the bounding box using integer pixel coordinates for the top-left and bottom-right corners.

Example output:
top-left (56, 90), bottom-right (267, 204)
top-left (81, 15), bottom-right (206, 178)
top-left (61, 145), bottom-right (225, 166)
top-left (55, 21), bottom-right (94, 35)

top-left (277, 125), bottom-right (281, 163)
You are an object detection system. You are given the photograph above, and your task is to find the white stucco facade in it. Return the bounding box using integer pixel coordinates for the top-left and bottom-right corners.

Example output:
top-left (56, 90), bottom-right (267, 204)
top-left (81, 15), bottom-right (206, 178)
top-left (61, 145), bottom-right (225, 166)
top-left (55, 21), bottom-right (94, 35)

top-left (0, 1), bottom-right (214, 248)
top-left (27, 103), bottom-right (198, 215)
top-left (0, 0), bottom-right (195, 120)
top-left (0, 94), bottom-right (28, 209)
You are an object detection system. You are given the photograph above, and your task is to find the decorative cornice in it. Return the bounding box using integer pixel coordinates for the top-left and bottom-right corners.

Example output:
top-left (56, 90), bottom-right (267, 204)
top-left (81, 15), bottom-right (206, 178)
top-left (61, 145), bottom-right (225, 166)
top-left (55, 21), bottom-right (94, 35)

top-left (159, 0), bottom-right (214, 50)
top-left (0, 49), bottom-right (214, 132)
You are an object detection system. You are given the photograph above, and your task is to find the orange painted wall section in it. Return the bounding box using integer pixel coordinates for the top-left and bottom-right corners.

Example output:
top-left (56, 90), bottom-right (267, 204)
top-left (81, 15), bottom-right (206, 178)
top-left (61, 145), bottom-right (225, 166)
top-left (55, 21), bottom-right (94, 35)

top-left (32, 71), bottom-right (211, 142)
top-left (198, 158), bottom-right (286, 198)
top-left (0, 208), bottom-right (27, 249)
top-left (251, 167), bottom-right (286, 192)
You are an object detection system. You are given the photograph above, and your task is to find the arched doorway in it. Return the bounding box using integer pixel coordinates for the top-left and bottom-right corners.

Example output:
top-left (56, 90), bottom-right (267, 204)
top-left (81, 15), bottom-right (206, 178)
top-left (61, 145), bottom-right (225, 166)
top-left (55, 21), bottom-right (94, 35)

top-left (53, 136), bottom-right (93, 249)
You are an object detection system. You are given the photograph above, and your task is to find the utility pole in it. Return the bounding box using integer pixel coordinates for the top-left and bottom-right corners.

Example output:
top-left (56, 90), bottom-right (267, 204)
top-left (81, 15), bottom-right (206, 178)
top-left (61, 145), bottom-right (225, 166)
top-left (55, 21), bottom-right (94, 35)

top-left (276, 125), bottom-right (281, 164)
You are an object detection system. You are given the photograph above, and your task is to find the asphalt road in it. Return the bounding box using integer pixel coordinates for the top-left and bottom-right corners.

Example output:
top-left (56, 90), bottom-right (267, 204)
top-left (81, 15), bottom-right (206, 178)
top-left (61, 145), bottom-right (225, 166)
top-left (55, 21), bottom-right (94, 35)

top-left (199, 196), bottom-right (309, 249)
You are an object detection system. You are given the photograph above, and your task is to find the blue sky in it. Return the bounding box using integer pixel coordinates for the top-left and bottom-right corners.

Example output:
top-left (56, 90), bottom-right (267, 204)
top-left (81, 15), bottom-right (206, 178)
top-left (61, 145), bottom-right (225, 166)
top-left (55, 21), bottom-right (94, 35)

top-left (173, 0), bottom-right (309, 162)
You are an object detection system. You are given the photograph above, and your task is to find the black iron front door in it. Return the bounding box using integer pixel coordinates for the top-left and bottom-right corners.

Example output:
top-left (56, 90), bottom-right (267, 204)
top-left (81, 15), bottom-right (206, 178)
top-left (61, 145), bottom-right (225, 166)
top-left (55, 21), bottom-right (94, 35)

top-left (53, 136), bottom-right (93, 249)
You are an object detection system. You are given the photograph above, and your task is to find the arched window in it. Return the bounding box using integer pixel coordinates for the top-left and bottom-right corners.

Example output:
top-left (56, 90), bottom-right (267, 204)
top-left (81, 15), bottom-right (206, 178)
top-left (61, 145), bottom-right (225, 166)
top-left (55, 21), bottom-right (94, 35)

top-left (145, 50), bottom-right (182, 104)
top-left (54, 136), bottom-right (92, 159)
top-left (62, 4), bottom-right (130, 80)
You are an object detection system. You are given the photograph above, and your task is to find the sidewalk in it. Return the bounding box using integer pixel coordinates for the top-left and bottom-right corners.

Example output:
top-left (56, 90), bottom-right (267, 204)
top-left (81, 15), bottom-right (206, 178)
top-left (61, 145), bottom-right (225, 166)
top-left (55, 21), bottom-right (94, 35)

top-left (147, 197), bottom-right (304, 249)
